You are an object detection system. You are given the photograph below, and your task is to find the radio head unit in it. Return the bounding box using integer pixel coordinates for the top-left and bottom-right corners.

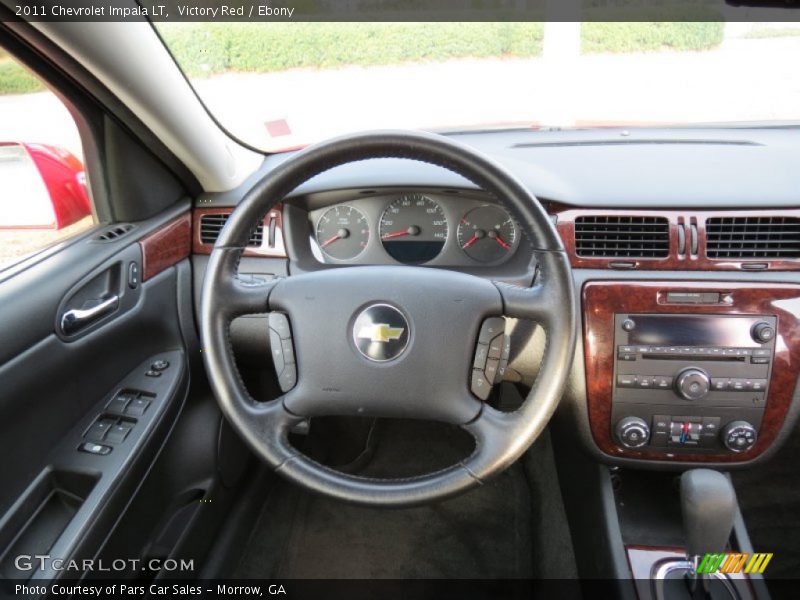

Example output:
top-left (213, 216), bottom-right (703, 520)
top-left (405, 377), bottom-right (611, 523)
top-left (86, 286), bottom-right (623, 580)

top-left (611, 314), bottom-right (776, 454)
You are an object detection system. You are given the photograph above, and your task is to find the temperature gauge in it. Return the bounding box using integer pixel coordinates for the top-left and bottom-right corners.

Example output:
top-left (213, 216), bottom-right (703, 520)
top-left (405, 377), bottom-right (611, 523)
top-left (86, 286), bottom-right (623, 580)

top-left (457, 205), bottom-right (518, 263)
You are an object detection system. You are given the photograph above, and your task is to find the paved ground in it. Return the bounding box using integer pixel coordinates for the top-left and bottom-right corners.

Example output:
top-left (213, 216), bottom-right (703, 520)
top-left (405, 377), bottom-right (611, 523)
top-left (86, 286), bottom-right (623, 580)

top-left (192, 36), bottom-right (800, 150)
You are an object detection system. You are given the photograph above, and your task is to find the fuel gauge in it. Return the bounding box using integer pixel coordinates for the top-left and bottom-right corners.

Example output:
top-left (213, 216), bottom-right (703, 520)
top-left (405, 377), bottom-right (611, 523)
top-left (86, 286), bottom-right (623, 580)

top-left (315, 205), bottom-right (370, 261)
top-left (457, 205), bottom-right (518, 263)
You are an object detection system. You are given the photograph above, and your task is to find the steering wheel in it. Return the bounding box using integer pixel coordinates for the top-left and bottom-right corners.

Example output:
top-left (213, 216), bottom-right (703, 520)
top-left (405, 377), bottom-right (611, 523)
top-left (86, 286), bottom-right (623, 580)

top-left (200, 131), bottom-right (576, 507)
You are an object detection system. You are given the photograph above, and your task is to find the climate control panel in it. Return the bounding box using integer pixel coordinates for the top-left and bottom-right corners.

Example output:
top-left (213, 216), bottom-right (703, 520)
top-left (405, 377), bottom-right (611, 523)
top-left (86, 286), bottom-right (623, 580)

top-left (611, 314), bottom-right (776, 455)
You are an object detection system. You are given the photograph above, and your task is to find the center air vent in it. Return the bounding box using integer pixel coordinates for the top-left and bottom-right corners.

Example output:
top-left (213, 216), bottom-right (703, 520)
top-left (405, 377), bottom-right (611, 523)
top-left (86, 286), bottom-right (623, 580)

top-left (199, 214), bottom-right (263, 247)
top-left (706, 216), bottom-right (800, 260)
top-left (574, 216), bottom-right (669, 258)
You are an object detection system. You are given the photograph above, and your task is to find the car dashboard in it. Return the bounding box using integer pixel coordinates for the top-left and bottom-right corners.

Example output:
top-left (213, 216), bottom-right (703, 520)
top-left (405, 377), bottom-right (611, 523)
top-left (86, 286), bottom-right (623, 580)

top-left (191, 127), bottom-right (800, 471)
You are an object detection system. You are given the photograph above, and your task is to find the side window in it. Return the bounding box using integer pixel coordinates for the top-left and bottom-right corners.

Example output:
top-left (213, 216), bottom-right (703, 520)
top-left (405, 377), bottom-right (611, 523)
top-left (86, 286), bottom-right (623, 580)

top-left (0, 47), bottom-right (94, 271)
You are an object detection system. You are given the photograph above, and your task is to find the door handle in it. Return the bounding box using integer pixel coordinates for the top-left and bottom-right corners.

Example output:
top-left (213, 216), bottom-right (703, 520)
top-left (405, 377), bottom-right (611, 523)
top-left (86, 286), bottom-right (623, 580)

top-left (60, 294), bottom-right (119, 335)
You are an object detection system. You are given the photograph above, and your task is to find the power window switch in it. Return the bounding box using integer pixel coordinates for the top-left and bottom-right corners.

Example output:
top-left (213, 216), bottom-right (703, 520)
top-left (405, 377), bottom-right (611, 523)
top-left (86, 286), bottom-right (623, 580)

top-left (106, 424), bottom-right (132, 444)
top-left (107, 394), bottom-right (133, 413)
top-left (150, 360), bottom-right (169, 371)
top-left (79, 442), bottom-right (111, 455)
top-left (125, 397), bottom-right (151, 417)
top-left (145, 370), bottom-right (162, 378)
top-left (86, 418), bottom-right (116, 443)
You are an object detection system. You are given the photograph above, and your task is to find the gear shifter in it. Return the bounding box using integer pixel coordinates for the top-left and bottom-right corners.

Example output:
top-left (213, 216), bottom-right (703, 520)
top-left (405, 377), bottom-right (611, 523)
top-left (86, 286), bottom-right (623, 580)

top-left (680, 469), bottom-right (737, 599)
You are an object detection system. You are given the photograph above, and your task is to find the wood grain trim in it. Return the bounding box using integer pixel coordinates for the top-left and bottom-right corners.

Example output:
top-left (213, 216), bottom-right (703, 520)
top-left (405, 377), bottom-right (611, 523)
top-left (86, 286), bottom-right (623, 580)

top-left (192, 205), bottom-right (286, 258)
top-left (583, 281), bottom-right (800, 462)
top-left (551, 205), bottom-right (800, 271)
top-left (139, 212), bottom-right (191, 281)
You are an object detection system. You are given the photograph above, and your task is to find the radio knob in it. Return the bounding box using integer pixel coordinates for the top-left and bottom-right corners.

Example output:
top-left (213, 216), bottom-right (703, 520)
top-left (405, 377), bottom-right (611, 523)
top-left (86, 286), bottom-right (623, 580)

top-left (675, 368), bottom-right (711, 400)
top-left (751, 322), bottom-right (775, 344)
top-left (721, 420), bottom-right (757, 453)
top-left (615, 416), bottom-right (650, 449)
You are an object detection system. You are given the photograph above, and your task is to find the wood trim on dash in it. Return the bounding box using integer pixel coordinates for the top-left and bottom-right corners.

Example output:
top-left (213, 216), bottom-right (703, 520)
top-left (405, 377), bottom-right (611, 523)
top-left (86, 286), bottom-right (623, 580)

top-left (139, 212), bottom-right (191, 281)
top-left (551, 205), bottom-right (800, 271)
top-left (583, 281), bottom-right (800, 462)
top-left (192, 205), bottom-right (286, 258)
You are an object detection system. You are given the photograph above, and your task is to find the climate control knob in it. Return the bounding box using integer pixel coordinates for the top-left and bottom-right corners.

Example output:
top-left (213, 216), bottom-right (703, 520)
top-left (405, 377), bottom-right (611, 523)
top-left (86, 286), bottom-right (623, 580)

top-left (721, 420), bottom-right (757, 453)
top-left (615, 417), bottom-right (650, 449)
top-left (675, 368), bottom-right (711, 401)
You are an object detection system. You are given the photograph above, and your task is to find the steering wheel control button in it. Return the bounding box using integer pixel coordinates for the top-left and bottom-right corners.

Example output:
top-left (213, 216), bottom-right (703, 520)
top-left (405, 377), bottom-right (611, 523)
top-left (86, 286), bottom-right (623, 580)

top-left (473, 317), bottom-right (509, 392)
top-left (268, 312), bottom-right (298, 391)
top-left (615, 416), bottom-right (650, 449)
top-left (150, 360), bottom-right (169, 371)
top-left (478, 318), bottom-right (505, 343)
top-left (473, 343), bottom-right (489, 369)
top-left (352, 304), bottom-right (410, 362)
top-left (471, 369), bottom-right (493, 401)
top-left (79, 442), bottom-right (111, 456)
top-left (278, 365), bottom-right (297, 391)
top-left (269, 312), bottom-right (292, 339)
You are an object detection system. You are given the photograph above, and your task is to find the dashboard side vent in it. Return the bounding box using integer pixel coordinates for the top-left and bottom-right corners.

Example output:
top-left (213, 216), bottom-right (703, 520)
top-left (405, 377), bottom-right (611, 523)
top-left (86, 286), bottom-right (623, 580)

top-left (706, 216), bottom-right (800, 260)
top-left (574, 216), bottom-right (669, 258)
top-left (94, 223), bottom-right (134, 242)
top-left (199, 214), bottom-right (263, 247)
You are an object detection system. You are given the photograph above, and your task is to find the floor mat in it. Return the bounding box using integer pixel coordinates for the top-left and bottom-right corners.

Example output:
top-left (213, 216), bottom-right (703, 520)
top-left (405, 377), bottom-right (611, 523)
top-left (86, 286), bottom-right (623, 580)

top-left (733, 422), bottom-right (800, 586)
top-left (234, 421), bottom-right (573, 579)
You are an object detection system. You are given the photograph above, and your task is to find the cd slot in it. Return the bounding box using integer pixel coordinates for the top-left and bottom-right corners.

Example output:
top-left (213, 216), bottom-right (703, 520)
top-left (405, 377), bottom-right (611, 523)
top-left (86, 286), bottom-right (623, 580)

top-left (641, 355), bottom-right (746, 362)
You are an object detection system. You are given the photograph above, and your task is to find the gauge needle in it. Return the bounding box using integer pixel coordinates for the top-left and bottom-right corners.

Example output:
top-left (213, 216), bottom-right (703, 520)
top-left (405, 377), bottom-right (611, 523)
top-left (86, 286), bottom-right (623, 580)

top-left (462, 234), bottom-right (480, 249)
top-left (320, 234), bottom-right (341, 248)
top-left (494, 234), bottom-right (511, 250)
top-left (381, 230), bottom-right (409, 240)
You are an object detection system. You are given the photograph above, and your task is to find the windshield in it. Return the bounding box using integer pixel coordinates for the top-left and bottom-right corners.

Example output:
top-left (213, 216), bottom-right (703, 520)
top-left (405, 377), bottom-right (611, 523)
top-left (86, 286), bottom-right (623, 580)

top-left (156, 21), bottom-right (800, 152)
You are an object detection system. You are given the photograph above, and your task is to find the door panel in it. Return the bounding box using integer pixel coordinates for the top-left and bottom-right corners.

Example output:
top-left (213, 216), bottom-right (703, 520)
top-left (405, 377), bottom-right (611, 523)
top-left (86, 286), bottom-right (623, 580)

top-left (0, 203), bottom-right (192, 580)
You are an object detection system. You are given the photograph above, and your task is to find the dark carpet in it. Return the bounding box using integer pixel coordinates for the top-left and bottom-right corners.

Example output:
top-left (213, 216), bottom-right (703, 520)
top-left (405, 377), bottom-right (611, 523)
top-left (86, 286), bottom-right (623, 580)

top-left (733, 421), bottom-right (800, 586)
top-left (233, 420), bottom-right (576, 580)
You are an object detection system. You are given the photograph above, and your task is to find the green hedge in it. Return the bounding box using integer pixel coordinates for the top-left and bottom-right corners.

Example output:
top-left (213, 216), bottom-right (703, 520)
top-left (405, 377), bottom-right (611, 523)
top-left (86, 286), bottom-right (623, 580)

top-left (0, 61), bottom-right (44, 95)
top-left (157, 22), bottom-right (544, 76)
top-left (582, 22), bottom-right (724, 54)
top-left (0, 22), bottom-right (727, 94)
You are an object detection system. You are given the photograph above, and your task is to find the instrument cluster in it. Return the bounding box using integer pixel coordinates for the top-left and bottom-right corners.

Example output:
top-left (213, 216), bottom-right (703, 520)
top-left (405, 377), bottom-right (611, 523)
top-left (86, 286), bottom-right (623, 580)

top-left (309, 192), bottom-right (521, 266)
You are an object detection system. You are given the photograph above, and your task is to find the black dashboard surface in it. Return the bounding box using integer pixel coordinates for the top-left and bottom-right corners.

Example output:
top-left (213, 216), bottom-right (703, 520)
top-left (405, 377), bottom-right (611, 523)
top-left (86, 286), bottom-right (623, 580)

top-left (198, 127), bottom-right (800, 210)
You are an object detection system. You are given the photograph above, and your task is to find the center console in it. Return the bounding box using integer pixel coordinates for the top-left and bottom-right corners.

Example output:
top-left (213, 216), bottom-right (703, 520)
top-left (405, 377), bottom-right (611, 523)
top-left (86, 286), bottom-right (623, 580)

top-left (583, 281), bottom-right (800, 462)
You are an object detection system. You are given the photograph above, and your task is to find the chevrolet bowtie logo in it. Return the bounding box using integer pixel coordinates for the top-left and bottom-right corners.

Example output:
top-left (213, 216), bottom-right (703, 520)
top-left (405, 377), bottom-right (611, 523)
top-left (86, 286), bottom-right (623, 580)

top-left (357, 323), bottom-right (405, 343)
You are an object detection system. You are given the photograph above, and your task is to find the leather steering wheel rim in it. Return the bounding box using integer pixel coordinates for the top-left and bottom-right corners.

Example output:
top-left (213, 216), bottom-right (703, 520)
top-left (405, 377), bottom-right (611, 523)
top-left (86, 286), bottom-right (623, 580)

top-left (200, 130), bottom-right (576, 507)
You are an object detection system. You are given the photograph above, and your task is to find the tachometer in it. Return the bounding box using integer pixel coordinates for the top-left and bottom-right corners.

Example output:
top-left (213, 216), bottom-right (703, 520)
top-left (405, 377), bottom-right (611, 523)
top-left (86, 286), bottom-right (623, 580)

top-left (457, 205), bottom-right (518, 263)
top-left (315, 205), bottom-right (370, 261)
top-left (379, 194), bottom-right (448, 264)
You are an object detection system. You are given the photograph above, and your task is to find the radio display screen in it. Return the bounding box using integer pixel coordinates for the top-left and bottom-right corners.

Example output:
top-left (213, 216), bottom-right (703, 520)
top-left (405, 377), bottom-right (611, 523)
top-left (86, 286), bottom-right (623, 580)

top-left (626, 315), bottom-right (764, 348)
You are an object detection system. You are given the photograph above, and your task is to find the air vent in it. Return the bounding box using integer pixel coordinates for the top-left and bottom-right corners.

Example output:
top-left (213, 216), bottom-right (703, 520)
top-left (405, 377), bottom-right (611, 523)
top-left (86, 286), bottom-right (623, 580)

top-left (706, 216), bottom-right (800, 260)
top-left (94, 223), bottom-right (134, 242)
top-left (199, 214), bottom-right (263, 247)
top-left (574, 216), bottom-right (669, 258)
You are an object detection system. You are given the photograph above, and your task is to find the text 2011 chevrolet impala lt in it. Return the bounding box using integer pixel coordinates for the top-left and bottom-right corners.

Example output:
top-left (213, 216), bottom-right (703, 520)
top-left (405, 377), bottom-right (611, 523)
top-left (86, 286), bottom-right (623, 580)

top-left (0, 3), bottom-right (799, 599)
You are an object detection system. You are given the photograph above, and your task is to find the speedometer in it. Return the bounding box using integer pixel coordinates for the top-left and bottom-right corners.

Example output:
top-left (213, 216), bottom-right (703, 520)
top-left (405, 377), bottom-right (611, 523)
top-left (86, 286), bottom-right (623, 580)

top-left (379, 194), bottom-right (448, 264)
